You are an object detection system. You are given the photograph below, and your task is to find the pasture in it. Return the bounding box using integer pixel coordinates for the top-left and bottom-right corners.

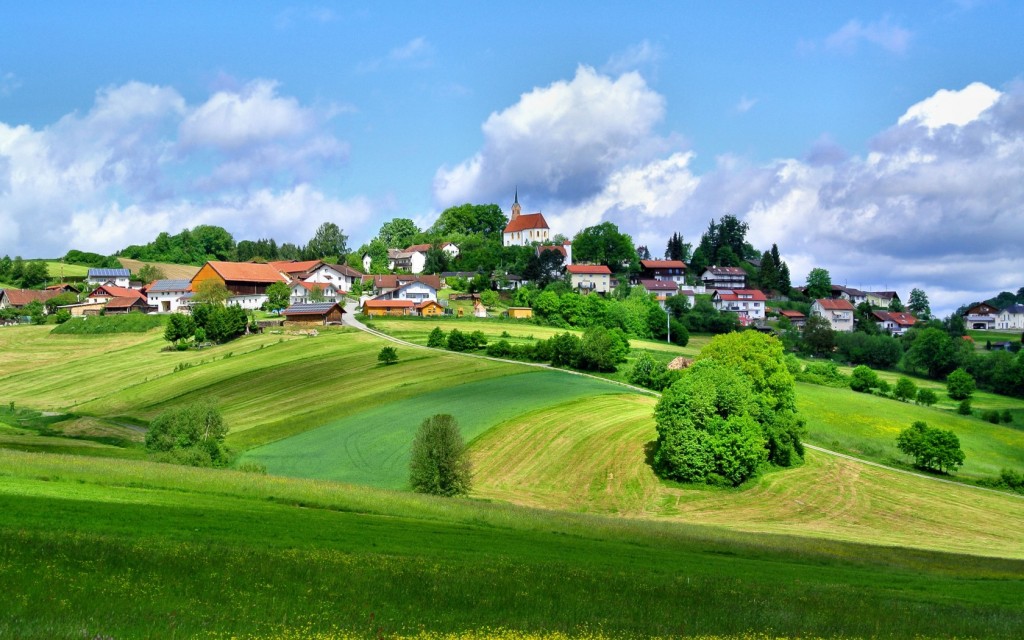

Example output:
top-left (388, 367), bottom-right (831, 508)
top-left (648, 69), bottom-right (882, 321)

top-left (118, 257), bottom-right (201, 280)
top-left (2, 448), bottom-right (1022, 639)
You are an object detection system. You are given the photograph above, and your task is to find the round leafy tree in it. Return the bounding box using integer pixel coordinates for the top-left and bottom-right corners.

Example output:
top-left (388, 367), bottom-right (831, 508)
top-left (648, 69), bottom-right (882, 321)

top-left (409, 414), bottom-right (472, 496)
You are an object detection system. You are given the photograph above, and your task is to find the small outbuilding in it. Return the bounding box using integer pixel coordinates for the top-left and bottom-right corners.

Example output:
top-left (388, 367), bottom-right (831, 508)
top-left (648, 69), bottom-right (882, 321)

top-left (506, 307), bottom-right (533, 319)
top-left (282, 302), bottom-right (346, 326)
top-left (362, 299), bottom-right (415, 316)
top-left (417, 300), bottom-right (445, 317)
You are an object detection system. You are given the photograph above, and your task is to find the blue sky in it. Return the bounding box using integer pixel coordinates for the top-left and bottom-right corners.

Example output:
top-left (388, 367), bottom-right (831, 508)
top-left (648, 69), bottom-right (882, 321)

top-left (1, 1), bottom-right (1023, 314)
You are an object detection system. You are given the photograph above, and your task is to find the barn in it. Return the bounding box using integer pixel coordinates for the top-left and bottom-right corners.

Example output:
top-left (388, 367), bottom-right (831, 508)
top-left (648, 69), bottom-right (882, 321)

top-left (282, 302), bottom-right (346, 326)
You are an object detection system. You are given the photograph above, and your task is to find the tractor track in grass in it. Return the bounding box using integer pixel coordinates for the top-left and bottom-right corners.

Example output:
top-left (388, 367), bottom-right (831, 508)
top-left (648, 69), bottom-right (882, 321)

top-left (345, 302), bottom-right (1024, 500)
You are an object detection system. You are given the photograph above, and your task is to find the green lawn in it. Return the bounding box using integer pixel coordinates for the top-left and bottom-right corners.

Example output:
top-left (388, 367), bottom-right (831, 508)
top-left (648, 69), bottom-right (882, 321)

top-left (1, 449), bottom-right (1022, 639)
top-left (243, 370), bottom-right (636, 488)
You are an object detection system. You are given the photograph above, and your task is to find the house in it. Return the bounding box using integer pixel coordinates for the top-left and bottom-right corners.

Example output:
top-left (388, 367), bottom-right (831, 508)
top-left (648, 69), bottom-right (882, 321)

top-left (417, 300), bottom-right (445, 317)
top-left (777, 309), bottom-right (807, 329)
top-left (59, 301), bottom-right (107, 317)
top-left (873, 310), bottom-right (918, 335)
top-left (0, 288), bottom-right (62, 313)
top-left (502, 193), bottom-right (551, 247)
top-left (86, 284), bottom-right (146, 306)
top-left (282, 302), bottom-right (345, 326)
top-left (677, 288), bottom-right (698, 309)
top-left (104, 296), bottom-right (153, 315)
top-left (507, 307), bottom-right (533, 320)
top-left (362, 299), bottom-right (415, 316)
top-left (536, 242), bottom-right (573, 266)
top-left (361, 274), bottom-right (441, 301)
top-left (269, 260), bottom-right (362, 292)
top-left (963, 302), bottom-right (1000, 330)
top-left (811, 298), bottom-right (855, 332)
top-left (361, 252), bottom-right (372, 273)
top-left (712, 289), bottom-right (767, 322)
top-left (701, 266), bottom-right (746, 290)
top-left (639, 260), bottom-right (686, 285)
top-left (147, 280), bottom-right (192, 313)
top-left (86, 268), bottom-right (131, 288)
top-left (288, 281), bottom-right (342, 306)
top-left (831, 285), bottom-right (868, 306)
top-left (566, 265), bottom-right (612, 294)
top-left (398, 243), bottom-right (460, 274)
top-left (638, 279), bottom-right (679, 296)
top-left (45, 283), bottom-right (79, 295)
top-left (996, 304), bottom-right (1024, 330)
top-left (191, 261), bottom-right (288, 310)
top-left (867, 291), bottom-right (901, 308)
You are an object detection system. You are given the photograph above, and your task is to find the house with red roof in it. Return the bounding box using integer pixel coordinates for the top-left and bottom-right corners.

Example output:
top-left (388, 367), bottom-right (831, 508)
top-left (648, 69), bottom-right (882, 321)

top-left (811, 298), bottom-right (855, 332)
top-left (502, 193), bottom-right (551, 247)
top-left (362, 298), bottom-right (415, 316)
top-left (712, 289), bottom-right (767, 322)
top-left (191, 261), bottom-right (288, 310)
top-left (289, 280), bottom-right (343, 306)
top-left (777, 309), bottom-right (807, 329)
top-left (566, 264), bottom-right (612, 294)
top-left (639, 259), bottom-right (686, 286)
top-left (0, 288), bottom-right (62, 314)
top-left (872, 310), bottom-right (918, 335)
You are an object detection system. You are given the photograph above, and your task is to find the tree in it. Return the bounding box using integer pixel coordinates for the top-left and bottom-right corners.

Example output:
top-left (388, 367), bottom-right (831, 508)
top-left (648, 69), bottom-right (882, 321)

top-left (431, 203), bottom-right (507, 238)
top-left (423, 245), bottom-right (450, 274)
top-left (265, 281), bottom-right (291, 311)
top-left (888, 297), bottom-right (905, 312)
top-left (896, 421), bottom-right (965, 474)
top-left (777, 262), bottom-right (792, 295)
top-left (378, 346), bottom-right (399, 365)
top-left (164, 313), bottom-right (196, 345)
top-left (145, 402), bottom-right (230, 467)
top-left (802, 315), bottom-right (836, 356)
top-left (576, 325), bottom-right (630, 372)
top-left (572, 222), bottom-right (636, 273)
top-left (427, 327), bottom-right (446, 348)
top-left (136, 263), bottom-right (166, 284)
top-left (946, 368), bottom-right (976, 400)
top-left (850, 365), bottom-right (880, 393)
top-left (193, 279), bottom-right (232, 305)
top-left (805, 268), bottom-right (832, 299)
top-left (305, 222), bottom-right (349, 259)
top-left (664, 232), bottom-right (691, 261)
top-left (20, 261), bottom-right (49, 288)
top-left (408, 414), bottom-right (472, 496)
top-left (653, 360), bottom-right (767, 486)
top-left (377, 218), bottom-right (421, 248)
top-left (905, 327), bottom-right (963, 379)
top-left (894, 377), bottom-right (918, 402)
top-left (917, 388), bottom-right (938, 406)
top-left (758, 251), bottom-right (778, 293)
top-left (308, 284), bottom-right (326, 303)
top-left (908, 288), bottom-right (931, 319)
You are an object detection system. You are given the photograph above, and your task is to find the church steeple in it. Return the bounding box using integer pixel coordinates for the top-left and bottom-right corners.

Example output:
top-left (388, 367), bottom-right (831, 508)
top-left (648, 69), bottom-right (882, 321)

top-left (511, 188), bottom-right (521, 220)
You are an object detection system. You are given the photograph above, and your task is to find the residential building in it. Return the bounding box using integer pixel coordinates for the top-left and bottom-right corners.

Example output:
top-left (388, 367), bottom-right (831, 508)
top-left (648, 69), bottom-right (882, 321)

top-left (712, 289), bottom-right (767, 322)
top-left (639, 260), bottom-right (686, 285)
top-left (361, 274), bottom-right (441, 299)
top-left (147, 279), bottom-right (192, 313)
top-left (566, 265), bottom-right (612, 294)
top-left (86, 268), bottom-right (131, 288)
top-left (996, 304), bottom-right (1024, 330)
top-left (417, 300), bottom-right (446, 317)
top-left (811, 298), bottom-right (855, 332)
top-left (777, 309), bottom-right (807, 329)
top-left (701, 266), bottom-right (746, 290)
top-left (872, 310), bottom-right (918, 335)
top-left (831, 285), bottom-right (868, 306)
top-left (86, 284), bottom-right (146, 306)
top-left (289, 281), bottom-right (342, 306)
top-left (866, 291), bottom-right (901, 308)
top-left (639, 279), bottom-right (678, 309)
top-left (0, 288), bottom-right (61, 313)
top-left (536, 242), bottom-right (573, 266)
top-left (502, 193), bottom-right (551, 247)
top-left (191, 261), bottom-right (288, 310)
top-left (963, 302), bottom-right (1000, 330)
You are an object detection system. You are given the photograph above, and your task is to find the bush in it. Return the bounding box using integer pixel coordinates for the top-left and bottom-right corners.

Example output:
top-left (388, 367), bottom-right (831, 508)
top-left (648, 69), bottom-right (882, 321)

top-left (946, 368), bottom-right (976, 401)
top-left (427, 326), bottom-right (446, 348)
top-left (54, 310), bottom-right (72, 324)
top-left (408, 414), bottom-right (471, 496)
top-left (51, 312), bottom-right (167, 335)
top-left (982, 409), bottom-right (1000, 424)
top-left (446, 328), bottom-right (471, 352)
top-left (378, 346), bottom-right (399, 365)
top-left (576, 325), bottom-right (630, 372)
top-left (893, 377), bottom-right (918, 402)
top-left (797, 361), bottom-right (849, 388)
top-left (485, 340), bottom-right (513, 358)
top-left (957, 399), bottom-right (972, 415)
top-left (1001, 409), bottom-right (1013, 424)
top-left (895, 420), bottom-right (965, 474)
top-left (849, 365), bottom-right (879, 393)
top-left (916, 388), bottom-right (938, 406)
top-left (145, 402), bottom-right (230, 467)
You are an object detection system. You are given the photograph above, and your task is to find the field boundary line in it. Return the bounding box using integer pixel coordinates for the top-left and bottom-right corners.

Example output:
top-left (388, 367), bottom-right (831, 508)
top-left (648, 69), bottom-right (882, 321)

top-left (347, 306), bottom-right (1023, 499)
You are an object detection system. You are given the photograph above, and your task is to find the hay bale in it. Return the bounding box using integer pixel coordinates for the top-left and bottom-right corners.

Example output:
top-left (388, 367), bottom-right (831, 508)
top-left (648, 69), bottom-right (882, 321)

top-left (667, 356), bottom-right (693, 370)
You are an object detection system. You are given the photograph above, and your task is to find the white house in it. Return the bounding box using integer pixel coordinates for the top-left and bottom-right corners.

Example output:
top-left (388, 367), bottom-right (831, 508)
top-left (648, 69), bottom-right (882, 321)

top-left (701, 266), bottom-right (746, 290)
top-left (301, 262), bottom-right (362, 292)
top-left (86, 268), bottom-right (131, 288)
top-left (712, 289), bottom-right (767, 322)
top-left (963, 302), bottom-right (1000, 330)
top-left (811, 298), bottom-right (855, 332)
top-left (289, 281), bottom-right (342, 306)
top-left (147, 279), bottom-right (192, 313)
top-left (567, 264), bottom-right (611, 294)
top-left (872, 310), bottom-right (918, 335)
top-left (503, 194), bottom-right (551, 247)
top-left (373, 279), bottom-right (438, 303)
top-left (996, 304), bottom-right (1024, 330)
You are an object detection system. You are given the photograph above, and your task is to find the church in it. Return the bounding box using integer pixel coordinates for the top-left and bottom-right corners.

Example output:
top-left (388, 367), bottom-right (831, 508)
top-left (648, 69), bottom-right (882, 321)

top-left (502, 192), bottom-right (551, 247)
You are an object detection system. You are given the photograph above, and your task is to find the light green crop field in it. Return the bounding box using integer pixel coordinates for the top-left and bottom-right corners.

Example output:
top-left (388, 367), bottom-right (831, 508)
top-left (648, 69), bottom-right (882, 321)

top-left (470, 394), bottom-right (1024, 559)
top-left (40, 261), bottom-right (91, 278)
top-left (243, 370), bottom-right (640, 488)
top-left (2, 449), bottom-right (1022, 639)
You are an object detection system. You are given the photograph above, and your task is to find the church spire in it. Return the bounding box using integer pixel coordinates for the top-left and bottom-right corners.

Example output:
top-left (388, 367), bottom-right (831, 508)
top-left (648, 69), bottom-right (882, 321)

top-left (511, 187), bottom-right (521, 220)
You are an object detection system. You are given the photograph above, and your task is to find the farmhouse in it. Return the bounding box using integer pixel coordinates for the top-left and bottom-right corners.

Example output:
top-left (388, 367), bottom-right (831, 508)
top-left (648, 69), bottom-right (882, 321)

top-left (147, 279), bottom-right (192, 313)
top-left (282, 302), bottom-right (345, 326)
top-left (104, 296), bottom-right (153, 314)
top-left (872, 310), bottom-right (918, 335)
top-left (86, 268), bottom-right (131, 288)
top-left (566, 264), bottom-right (612, 294)
top-left (288, 281), bottom-right (342, 306)
top-left (712, 289), bottom-right (767, 323)
top-left (503, 193), bottom-right (551, 247)
top-left (777, 309), bottom-right (807, 329)
top-left (191, 261), bottom-right (288, 310)
top-left (963, 302), bottom-right (1000, 330)
top-left (639, 260), bottom-right (686, 285)
top-left (87, 285), bottom-right (146, 306)
top-left (701, 266), bottom-right (746, 290)
top-left (393, 243), bottom-right (460, 274)
top-left (0, 288), bottom-right (61, 313)
top-left (362, 299), bottom-right (415, 316)
top-left (811, 298), bottom-right (855, 332)
top-left (996, 304), bottom-right (1024, 330)
top-left (362, 274), bottom-right (441, 301)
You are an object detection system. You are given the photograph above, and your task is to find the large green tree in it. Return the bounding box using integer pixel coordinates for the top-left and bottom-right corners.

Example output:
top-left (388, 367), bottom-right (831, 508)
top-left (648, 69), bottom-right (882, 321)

top-left (377, 218), bottom-right (421, 248)
top-left (265, 281), bottom-right (291, 311)
top-left (145, 402), bottom-right (230, 467)
top-left (905, 327), bottom-right (964, 379)
top-left (896, 421), bottom-right (965, 474)
top-left (408, 414), bottom-right (472, 496)
top-left (431, 203), bottom-right (507, 238)
top-left (305, 222), bottom-right (349, 259)
top-left (908, 288), bottom-right (931, 319)
top-left (572, 222), bottom-right (636, 273)
top-left (805, 268), bottom-right (832, 299)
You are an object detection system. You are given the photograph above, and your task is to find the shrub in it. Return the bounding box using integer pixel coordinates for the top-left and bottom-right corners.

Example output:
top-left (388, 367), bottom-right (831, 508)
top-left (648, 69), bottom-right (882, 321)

top-left (485, 340), bottom-right (513, 358)
top-left (446, 328), bottom-right (471, 352)
top-left (916, 388), bottom-right (938, 406)
top-left (946, 368), bottom-right (976, 401)
top-left (983, 409), bottom-right (1000, 424)
top-left (1001, 409), bottom-right (1013, 424)
top-left (54, 310), bottom-right (72, 324)
top-left (408, 414), bottom-right (471, 496)
top-left (427, 327), bottom-right (446, 348)
top-left (145, 402), bottom-right (229, 467)
top-left (957, 399), bottom-right (972, 415)
top-left (378, 346), bottom-right (398, 365)
top-left (849, 365), bottom-right (879, 393)
top-left (893, 377), bottom-right (918, 402)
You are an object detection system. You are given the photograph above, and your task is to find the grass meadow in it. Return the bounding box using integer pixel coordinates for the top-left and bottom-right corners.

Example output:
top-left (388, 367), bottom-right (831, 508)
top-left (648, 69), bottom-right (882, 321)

top-left (2, 448), bottom-right (1023, 639)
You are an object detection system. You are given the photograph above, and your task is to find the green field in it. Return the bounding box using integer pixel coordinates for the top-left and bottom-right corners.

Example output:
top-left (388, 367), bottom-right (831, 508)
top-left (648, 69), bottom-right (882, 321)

top-left (2, 449), bottom-right (1022, 639)
top-left (244, 370), bottom-right (641, 488)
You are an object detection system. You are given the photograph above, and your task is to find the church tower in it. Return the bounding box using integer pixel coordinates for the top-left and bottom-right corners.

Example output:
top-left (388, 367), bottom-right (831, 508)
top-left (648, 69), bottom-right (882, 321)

top-left (511, 188), bottom-right (521, 220)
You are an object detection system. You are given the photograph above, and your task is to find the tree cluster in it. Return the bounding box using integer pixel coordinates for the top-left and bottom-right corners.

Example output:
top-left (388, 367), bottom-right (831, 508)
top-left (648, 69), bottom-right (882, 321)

top-left (145, 402), bottom-right (230, 467)
top-left (896, 421), bottom-right (965, 474)
top-left (0, 256), bottom-right (49, 289)
top-left (165, 305), bottom-right (248, 347)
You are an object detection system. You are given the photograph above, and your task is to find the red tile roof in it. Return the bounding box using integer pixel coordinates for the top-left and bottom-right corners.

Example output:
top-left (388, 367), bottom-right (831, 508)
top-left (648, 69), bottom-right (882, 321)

top-left (536, 245), bottom-right (568, 258)
top-left (269, 260), bottom-right (323, 274)
top-left (89, 285), bottom-right (145, 301)
top-left (640, 260), bottom-right (687, 270)
top-left (504, 212), bottom-right (549, 234)
top-left (714, 289), bottom-right (767, 302)
top-left (205, 261), bottom-right (288, 284)
top-left (2, 289), bottom-right (62, 306)
top-left (105, 296), bottom-right (149, 309)
top-left (872, 311), bottom-right (918, 326)
top-left (416, 300), bottom-right (444, 310)
top-left (360, 274), bottom-right (441, 291)
top-left (638, 279), bottom-right (679, 291)
top-left (815, 298), bottom-right (855, 311)
top-left (566, 265), bottom-right (612, 275)
top-left (779, 309), bottom-right (807, 318)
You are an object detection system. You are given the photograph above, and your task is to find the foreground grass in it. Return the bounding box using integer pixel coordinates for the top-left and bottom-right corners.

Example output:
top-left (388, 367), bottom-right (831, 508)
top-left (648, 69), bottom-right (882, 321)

top-left (2, 449), bottom-right (1022, 639)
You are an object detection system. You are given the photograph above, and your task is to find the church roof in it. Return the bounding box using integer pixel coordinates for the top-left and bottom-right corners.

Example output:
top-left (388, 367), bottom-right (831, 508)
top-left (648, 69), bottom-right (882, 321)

top-left (504, 212), bottom-right (550, 234)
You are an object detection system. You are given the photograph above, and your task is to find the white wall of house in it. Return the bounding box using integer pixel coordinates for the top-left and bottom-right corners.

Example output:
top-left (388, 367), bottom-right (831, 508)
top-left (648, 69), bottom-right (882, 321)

top-left (392, 281), bottom-right (437, 302)
top-left (503, 228), bottom-right (550, 247)
top-left (290, 283), bottom-right (340, 305)
top-left (996, 311), bottom-right (1024, 330)
top-left (570, 273), bottom-right (610, 293)
top-left (148, 290), bottom-right (190, 313)
top-left (811, 301), bottom-right (855, 332)
top-left (303, 264), bottom-right (355, 292)
top-left (228, 295), bottom-right (267, 311)
top-left (87, 276), bottom-right (130, 288)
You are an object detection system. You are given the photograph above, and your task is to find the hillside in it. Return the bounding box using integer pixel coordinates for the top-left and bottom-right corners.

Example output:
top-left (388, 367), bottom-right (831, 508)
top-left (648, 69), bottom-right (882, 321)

top-left (118, 257), bottom-right (200, 280)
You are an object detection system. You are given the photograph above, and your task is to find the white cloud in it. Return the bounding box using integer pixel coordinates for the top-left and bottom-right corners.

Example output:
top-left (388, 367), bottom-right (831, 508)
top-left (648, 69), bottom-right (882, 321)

top-left (604, 40), bottom-right (663, 75)
top-left (180, 80), bottom-right (316, 149)
top-left (434, 65), bottom-right (667, 205)
top-left (824, 17), bottom-right (912, 54)
top-left (897, 82), bottom-right (1000, 129)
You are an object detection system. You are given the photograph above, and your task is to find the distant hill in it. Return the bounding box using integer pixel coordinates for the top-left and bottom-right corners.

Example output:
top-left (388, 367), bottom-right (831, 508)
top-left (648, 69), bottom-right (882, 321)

top-left (118, 258), bottom-right (200, 281)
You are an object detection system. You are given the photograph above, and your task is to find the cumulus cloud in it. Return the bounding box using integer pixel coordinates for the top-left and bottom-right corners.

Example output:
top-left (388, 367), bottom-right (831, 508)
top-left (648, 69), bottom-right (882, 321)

top-left (433, 65), bottom-right (667, 206)
top-left (823, 16), bottom-right (912, 54)
top-left (0, 80), bottom-right (369, 258)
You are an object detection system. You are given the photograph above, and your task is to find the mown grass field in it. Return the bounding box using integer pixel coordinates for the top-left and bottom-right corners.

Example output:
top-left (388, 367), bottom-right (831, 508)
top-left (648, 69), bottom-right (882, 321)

top-left (118, 257), bottom-right (201, 280)
top-left (243, 371), bottom-right (641, 488)
top-left (2, 449), bottom-right (1022, 639)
